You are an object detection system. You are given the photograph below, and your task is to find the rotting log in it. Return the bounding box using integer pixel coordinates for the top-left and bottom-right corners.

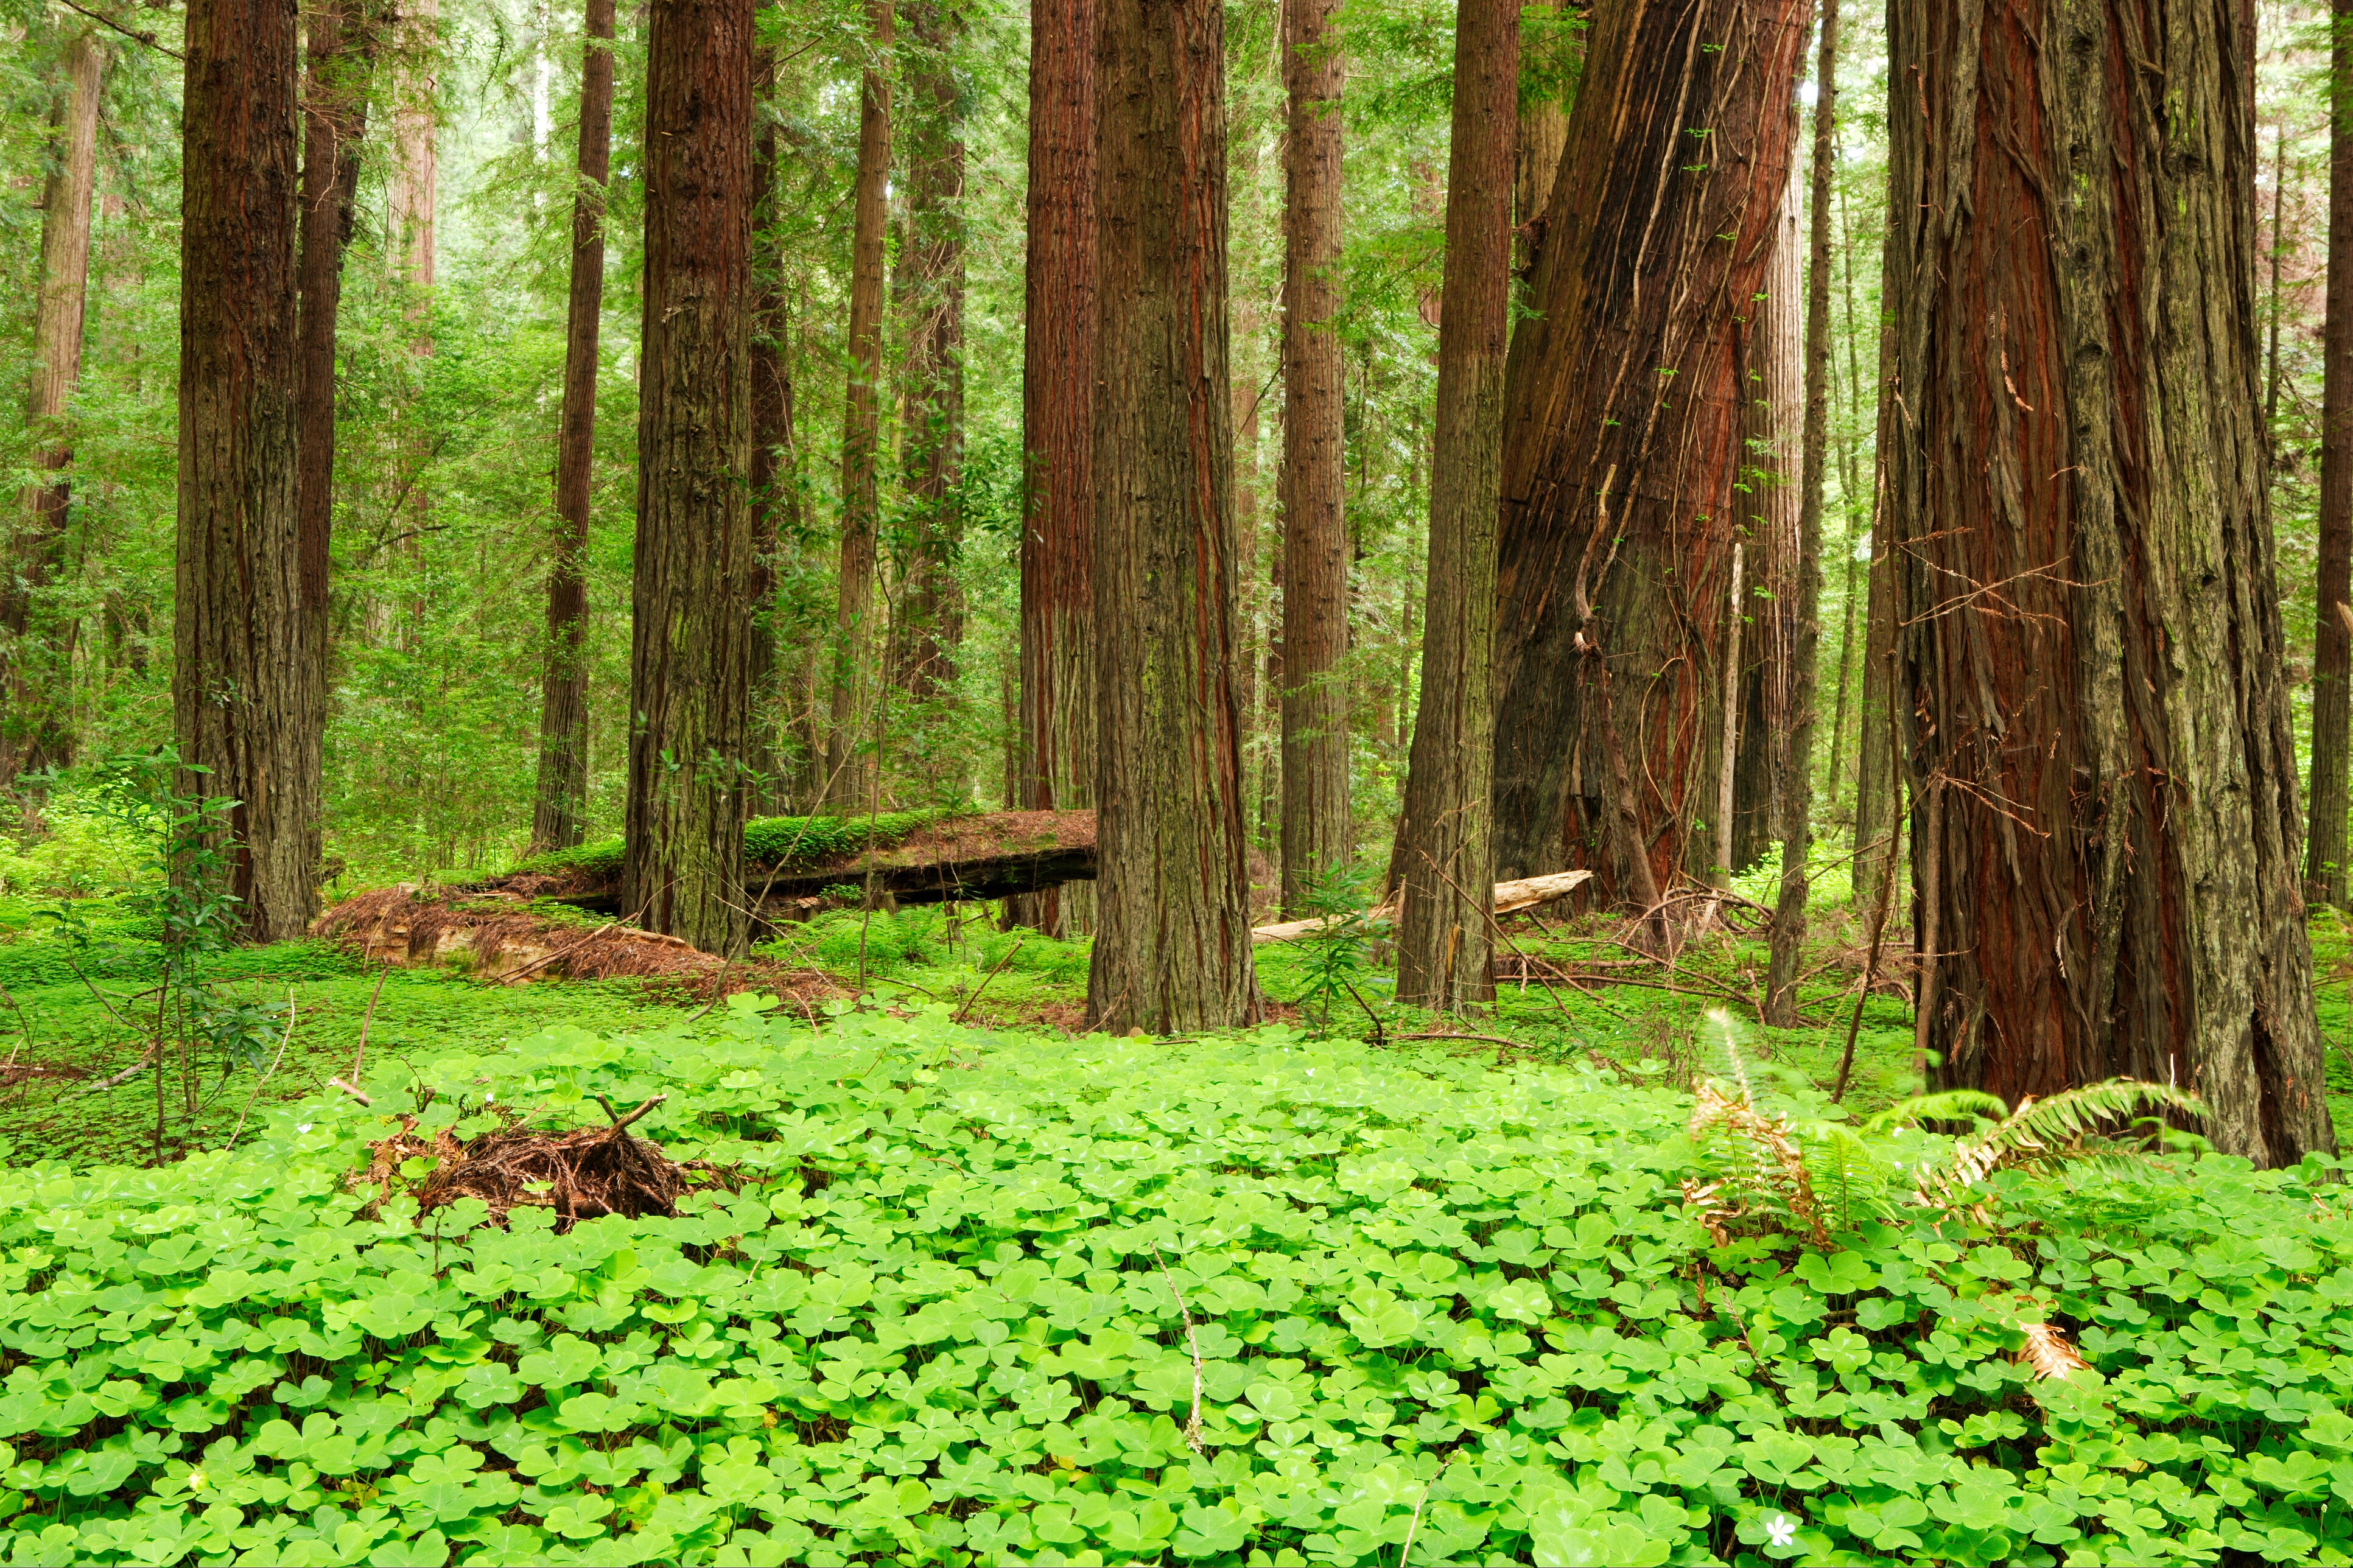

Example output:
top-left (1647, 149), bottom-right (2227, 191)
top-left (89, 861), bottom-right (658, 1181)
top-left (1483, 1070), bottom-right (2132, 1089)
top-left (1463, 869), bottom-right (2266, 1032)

top-left (1251, 869), bottom-right (1591, 944)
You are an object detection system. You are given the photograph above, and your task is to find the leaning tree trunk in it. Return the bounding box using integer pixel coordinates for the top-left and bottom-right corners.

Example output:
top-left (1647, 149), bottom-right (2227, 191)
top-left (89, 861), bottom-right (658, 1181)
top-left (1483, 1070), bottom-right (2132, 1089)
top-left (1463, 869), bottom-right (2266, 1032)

top-left (1763, 0), bottom-right (1837, 1026)
top-left (177, 0), bottom-right (318, 941)
top-left (1085, 0), bottom-right (1258, 1033)
top-left (295, 0), bottom-right (378, 834)
top-left (825, 0), bottom-right (892, 810)
top-left (1009, 0), bottom-right (1097, 937)
top-left (623, 0), bottom-right (754, 954)
top-left (1885, 0), bottom-right (2333, 1164)
top-left (2310, 0), bottom-right (2353, 911)
top-left (1487, 0), bottom-right (1808, 908)
top-left (1276, 0), bottom-right (1349, 916)
top-left (532, 0), bottom-right (617, 853)
top-left (1, 30), bottom-right (107, 782)
top-left (1390, 0), bottom-right (1515, 1010)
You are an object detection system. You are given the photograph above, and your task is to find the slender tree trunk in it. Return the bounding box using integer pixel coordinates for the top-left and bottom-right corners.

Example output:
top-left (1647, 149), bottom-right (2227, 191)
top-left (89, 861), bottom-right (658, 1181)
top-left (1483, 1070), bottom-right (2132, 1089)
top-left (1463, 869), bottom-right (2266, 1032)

top-left (1822, 177), bottom-right (1868, 824)
top-left (1009, 0), bottom-right (1097, 936)
top-left (623, 0), bottom-right (754, 953)
top-left (1887, 0), bottom-right (2332, 1163)
top-left (1732, 166), bottom-right (1803, 877)
top-left (2310, 0), bottom-right (2353, 910)
top-left (1086, 0), bottom-right (1258, 1032)
top-left (295, 0), bottom-right (377, 848)
top-left (1391, 0), bottom-right (1514, 1009)
top-left (530, 0), bottom-right (614, 853)
top-left (1278, 0), bottom-right (1348, 914)
top-left (1764, 0), bottom-right (1837, 1025)
top-left (2, 31), bottom-right (107, 782)
top-left (1487, 0), bottom-right (1809, 901)
top-left (385, 0), bottom-right (437, 639)
top-left (176, 0), bottom-right (315, 940)
top-left (747, 13), bottom-right (804, 817)
top-left (891, 0), bottom-right (966, 723)
top-left (826, 0), bottom-right (892, 810)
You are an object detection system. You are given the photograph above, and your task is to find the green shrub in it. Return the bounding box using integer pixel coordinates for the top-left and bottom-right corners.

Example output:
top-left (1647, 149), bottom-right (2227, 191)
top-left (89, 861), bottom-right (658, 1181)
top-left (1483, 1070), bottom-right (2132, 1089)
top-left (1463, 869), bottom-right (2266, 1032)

top-left (0, 791), bottom-right (159, 900)
top-left (0, 1006), bottom-right (2346, 1565)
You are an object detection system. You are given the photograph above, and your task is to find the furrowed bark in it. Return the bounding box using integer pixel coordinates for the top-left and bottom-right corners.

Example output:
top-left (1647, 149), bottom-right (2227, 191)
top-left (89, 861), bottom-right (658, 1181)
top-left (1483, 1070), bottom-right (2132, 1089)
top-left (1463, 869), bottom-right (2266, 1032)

top-left (746, 13), bottom-right (792, 816)
top-left (1391, 0), bottom-right (1515, 1010)
top-left (177, 0), bottom-right (317, 940)
top-left (1487, 0), bottom-right (1808, 903)
top-left (1086, 0), bottom-right (1258, 1032)
top-left (624, 0), bottom-right (756, 955)
top-left (2, 30), bottom-right (108, 781)
top-left (1009, 0), bottom-right (1098, 938)
top-left (1278, 0), bottom-right (1349, 914)
top-left (531, 0), bottom-right (615, 853)
top-left (2309, 0), bottom-right (2353, 911)
top-left (1885, 0), bottom-right (2332, 1163)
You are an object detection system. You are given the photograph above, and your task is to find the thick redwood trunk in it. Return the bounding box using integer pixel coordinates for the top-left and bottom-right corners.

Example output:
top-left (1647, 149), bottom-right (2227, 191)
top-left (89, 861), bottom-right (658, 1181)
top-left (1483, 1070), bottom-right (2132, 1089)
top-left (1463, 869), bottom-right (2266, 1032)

top-left (2309, 0), bottom-right (2353, 910)
top-left (177, 0), bottom-right (317, 940)
top-left (1486, 0), bottom-right (1808, 906)
top-left (1, 31), bottom-right (107, 782)
top-left (623, 0), bottom-right (755, 953)
top-left (1086, 0), bottom-right (1258, 1032)
top-left (1010, 0), bottom-right (1097, 937)
top-left (825, 0), bottom-right (892, 810)
top-left (531, 0), bottom-right (617, 853)
top-left (1391, 0), bottom-right (1515, 1009)
top-left (1886, 0), bottom-right (2330, 1163)
top-left (1277, 0), bottom-right (1348, 914)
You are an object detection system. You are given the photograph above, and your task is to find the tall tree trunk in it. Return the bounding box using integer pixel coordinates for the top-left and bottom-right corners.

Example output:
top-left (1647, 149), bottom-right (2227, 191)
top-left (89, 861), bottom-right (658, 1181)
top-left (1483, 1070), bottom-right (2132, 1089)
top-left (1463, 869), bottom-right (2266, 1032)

top-left (1391, 0), bottom-right (1514, 1009)
top-left (1010, 0), bottom-right (1097, 936)
top-left (826, 0), bottom-right (892, 810)
top-left (296, 0), bottom-right (377, 841)
top-left (746, 17), bottom-right (805, 818)
top-left (1886, 0), bottom-right (2332, 1163)
top-left (384, 0), bottom-right (437, 639)
top-left (1512, 0), bottom-right (1572, 275)
top-left (2, 30), bottom-right (107, 782)
top-left (623, 0), bottom-right (754, 953)
top-left (176, 0), bottom-right (316, 940)
top-left (1822, 177), bottom-right (1868, 824)
top-left (1487, 0), bottom-right (1808, 903)
top-left (891, 0), bottom-right (966, 722)
top-left (1086, 0), bottom-right (1258, 1032)
top-left (531, 0), bottom-right (615, 853)
top-left (2310, 0), bottom-right (2353, 911)
top-left (1278, 0), bottom-right (1348, 914)
top-left (1764, 0), bottom-right (1836, 1025)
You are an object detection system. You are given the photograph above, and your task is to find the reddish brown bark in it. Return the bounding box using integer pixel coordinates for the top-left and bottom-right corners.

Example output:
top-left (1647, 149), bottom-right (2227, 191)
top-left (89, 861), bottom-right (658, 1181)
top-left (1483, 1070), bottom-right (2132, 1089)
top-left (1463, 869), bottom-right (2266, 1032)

top-left (176, 0), bottom-right (317, 939)
top-left (1885, 0), bottom-right (2330, 1163)
top-left (746, 19), bottom-right (805, 816)
top-left (1487, 0), bottom-right (1808, 906)
top-left (531, 0), bottom-right (616, 853)
top-left (2310, 0), bottom-right (2353, 909)
top-left (1086, 0), bottom-right (1258, 1031)
top-left (623, 0), bottom-right (756, 953)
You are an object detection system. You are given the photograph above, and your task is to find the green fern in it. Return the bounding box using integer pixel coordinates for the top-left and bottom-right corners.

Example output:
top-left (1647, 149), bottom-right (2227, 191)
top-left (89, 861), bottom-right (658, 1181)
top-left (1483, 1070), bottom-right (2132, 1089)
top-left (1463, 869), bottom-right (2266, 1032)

top-left (1859, 1090), bottom-right (2007, 1136)
top-left (1910, 1079), bottom-right (2207, 1209)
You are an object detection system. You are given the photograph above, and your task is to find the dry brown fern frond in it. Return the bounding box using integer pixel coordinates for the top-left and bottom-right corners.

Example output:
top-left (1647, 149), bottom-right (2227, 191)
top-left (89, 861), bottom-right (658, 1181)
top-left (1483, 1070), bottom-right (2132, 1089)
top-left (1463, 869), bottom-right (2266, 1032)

top-left (1686, 1077), bottom-right (1829, 1247)
top-left (2015, 1320), bottom-right (2092, 1381)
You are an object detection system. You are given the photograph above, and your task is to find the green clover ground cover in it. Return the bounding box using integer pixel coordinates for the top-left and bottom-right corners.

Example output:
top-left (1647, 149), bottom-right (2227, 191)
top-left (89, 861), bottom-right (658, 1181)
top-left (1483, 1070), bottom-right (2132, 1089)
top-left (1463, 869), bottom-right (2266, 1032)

top-left (0, 998), bottom-right (2350, 1566)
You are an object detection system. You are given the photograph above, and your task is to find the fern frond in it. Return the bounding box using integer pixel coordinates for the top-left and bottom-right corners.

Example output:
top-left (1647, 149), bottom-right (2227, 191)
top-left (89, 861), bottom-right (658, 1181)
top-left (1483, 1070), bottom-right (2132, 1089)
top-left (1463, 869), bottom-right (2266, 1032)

top-left (1700, 1009), bottom-right (1755, 1104)
top-left (1910, 1079), bottom-right (2206, 1210)
top-left (1686, 1076), bottom-right (1828, 1245)
top-left (1859, 1090), bottom-right (2008, 1136)
top-left (2015, 1319), bottom-right (2091, 1381)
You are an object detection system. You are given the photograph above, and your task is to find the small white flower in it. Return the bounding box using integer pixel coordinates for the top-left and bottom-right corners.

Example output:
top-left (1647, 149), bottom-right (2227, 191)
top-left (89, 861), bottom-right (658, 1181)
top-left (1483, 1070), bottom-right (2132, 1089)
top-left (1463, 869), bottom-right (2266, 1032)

top-left (1306, 1068), bottom-right (1315, 1077)
top-left (296, 1124), bottom-right (314, 1135)
top-left (485, 1093), bottom-right (496, 1103)
top-left (1766, 1514), bottom-right (1797, 1549)
top-left (188, 1471), bottom-right (207, 1492)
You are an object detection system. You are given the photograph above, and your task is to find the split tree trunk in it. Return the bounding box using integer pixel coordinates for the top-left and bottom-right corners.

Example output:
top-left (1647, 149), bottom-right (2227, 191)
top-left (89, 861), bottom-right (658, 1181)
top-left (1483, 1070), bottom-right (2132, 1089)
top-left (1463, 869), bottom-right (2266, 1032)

top-left (1512, 0), bottom-right (1573, 275)
top-left (1010, 0), bottom-right (1097, 937)
top-left (177, 0), bottom-right (318, 940)
top-left (1885, 0), bottom-right (2332, 1164)
top-left (531, 0), bottom-right (615, 853)
top-left (2, 30), bottom-right (107, 782)
top-left (1086, 0), bottom-right (1258, 1032)
top-left (825, 0), bottom-right (892, 810)
top-left (2309, 0), bottom-right (2353, 911)
top-left (1486, 0), bottom-right (1808, 901)
top-left (1763, 0), bottom-right (1837, 1026)
top-left (623, 0), bottom-right (756, 954)
top-left (1390, 0), bottom-right (1515, 1010)
top-left (1277, 0), bottom-right (1349, 915)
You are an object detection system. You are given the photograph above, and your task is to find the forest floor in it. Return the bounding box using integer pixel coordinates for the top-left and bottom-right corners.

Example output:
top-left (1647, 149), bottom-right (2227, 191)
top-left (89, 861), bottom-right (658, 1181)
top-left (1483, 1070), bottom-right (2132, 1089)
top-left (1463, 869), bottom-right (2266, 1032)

top-left (4, 875), bottom-right (2351, 1169)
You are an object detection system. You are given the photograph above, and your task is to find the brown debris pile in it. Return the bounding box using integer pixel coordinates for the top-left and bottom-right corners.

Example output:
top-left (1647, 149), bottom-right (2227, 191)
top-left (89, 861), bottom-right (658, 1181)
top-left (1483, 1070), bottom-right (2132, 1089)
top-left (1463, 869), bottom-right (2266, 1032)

top-left (360, 1094), bottom-right (706, 1227)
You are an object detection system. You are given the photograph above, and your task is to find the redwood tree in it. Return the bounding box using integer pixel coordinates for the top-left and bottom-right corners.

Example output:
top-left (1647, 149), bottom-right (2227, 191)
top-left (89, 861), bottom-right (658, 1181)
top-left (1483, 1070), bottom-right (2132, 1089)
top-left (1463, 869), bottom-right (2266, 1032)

top-left (623, 0), bottom-right (755, 953)
top-left (531, 0), bottom-right (617, 852)
top-left (1885, 0), bottom-right (2332, 1163)
top-left (1391, 0), bottom-right (1516, 1009)
top-left (2310, 0), bottom-right (2353, 910)
top-left (746, 14), bottom-right (808, 814)
top-left (1486, 0), bottom-right (1808, 905)
top-left (1086, 0), bottom-right (1257, 1032)
top-left (1011, 0), bottom-right (1098, 937)
top-left (1277, 0), bottom-right (1348, 914)
top-left (176, 0), bottom-right (317, 940)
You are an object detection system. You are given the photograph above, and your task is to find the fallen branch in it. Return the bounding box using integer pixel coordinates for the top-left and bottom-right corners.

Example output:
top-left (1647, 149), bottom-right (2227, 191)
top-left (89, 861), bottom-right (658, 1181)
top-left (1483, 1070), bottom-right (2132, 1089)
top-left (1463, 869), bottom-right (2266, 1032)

top-left (952, 939), bottom-right (1025, 1024)
top-left (329, 1077), bottom-right (374, 1107)
top-left (1250, 869), bottom-right (1591, 945)
top-left (1149, 1244), bottom-right (1208, 1457)
top-left (590, 1093), bottom-right (668, 1132)
top-left (77, 1051), bottom-right (156, 1096)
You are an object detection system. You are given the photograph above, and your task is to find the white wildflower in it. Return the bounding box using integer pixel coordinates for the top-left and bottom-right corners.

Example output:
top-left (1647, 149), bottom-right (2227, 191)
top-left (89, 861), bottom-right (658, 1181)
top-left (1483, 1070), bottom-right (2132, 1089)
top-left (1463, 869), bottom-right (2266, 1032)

top-left (1766, 1514), bottom-right (1797, 1549)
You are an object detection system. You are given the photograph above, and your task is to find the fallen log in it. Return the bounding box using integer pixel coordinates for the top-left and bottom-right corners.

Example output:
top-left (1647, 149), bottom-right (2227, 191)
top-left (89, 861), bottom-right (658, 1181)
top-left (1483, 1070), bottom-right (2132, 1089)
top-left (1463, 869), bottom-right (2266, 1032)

top-left (1249, 869), bottom-right (1592, 944)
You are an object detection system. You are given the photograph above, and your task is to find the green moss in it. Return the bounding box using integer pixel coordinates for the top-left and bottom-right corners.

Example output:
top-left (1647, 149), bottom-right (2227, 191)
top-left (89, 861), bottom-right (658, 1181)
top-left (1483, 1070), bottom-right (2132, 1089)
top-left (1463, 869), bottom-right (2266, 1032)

top-left (504, 808), bottom-right (962, 881)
